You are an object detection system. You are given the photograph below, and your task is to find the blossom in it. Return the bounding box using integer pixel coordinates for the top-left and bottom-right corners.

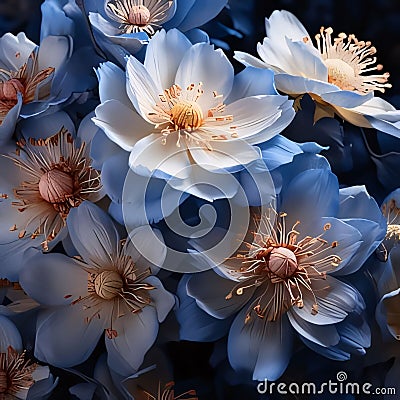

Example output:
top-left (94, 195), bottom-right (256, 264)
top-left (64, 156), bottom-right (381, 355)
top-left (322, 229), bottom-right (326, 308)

top-left (235, 10), bottom-right (400, 138)
top-left (93, 29), bottom-right (294, 194)
top-left (0, 113), bottom-right (103, 280)
top-left (0, 32), bottom-right (73, 144)
top-left (87, 0), bottom-right (227, 57)
top-left (179, 154), bottom-right (386, 380)
top-left (19, 201), bottom-right (175, 376)
top-left (0, 314), bottom-right (57, 400)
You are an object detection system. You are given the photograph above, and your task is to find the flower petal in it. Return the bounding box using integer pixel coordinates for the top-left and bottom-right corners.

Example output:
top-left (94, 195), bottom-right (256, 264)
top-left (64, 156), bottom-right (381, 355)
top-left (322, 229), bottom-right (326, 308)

top-left (67, 201), bottom-right (120, 265)
top-left (176, 0), bottom-right (227, 32)
top-left (105, 306), bottom-right (159, 376)
top-left (128, 133), bottom-right (192, 179)
top-left (291, 276), bottom-right (364, 325)
top-left (35, 306), bottom-right (105, 367)
top-left (96, 62), bottom-right (132, 106)
top-left (187, 270), bottom-right (253, 319)
top-left (145, 276), bottom-right (175, 322)
top-left (228, 308), bottom-right (293, 381)
top-left (287, 310), bottom-right (340, 347)
top-left (93, 99), bottom-right (153, 151)
top-left (226, 67), bottom-right (277, 104)
top-left (0, 315), bottom-right (22, 352)
top-left (280, 169), bottom-right (339, 232)
top-left (176, 276), bottom-right (231, 341)
top-left (19, 250), bottom-right (88, 306)
top-left (126, 55), bottom-right (161, 121)
top-left (144, 29), bottom-right (191, 91)
top-left (175, 42), bottom-right (234, 101)
top-left (188, 140), bottom-right (261, 171)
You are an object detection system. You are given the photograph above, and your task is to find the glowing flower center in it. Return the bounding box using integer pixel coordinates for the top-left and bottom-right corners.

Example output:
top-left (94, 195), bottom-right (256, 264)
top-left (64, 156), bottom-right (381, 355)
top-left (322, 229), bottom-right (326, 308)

top-left (38, 169), bottom-right (74, 204)
top-left (225, 210), bottom-right (341, 322)
top-left (0, 52), bottom-right (54, 125)
top-left (170, 100), bottom-right (204, 131)
top-left (0, 78), bottom-right (24, 102)
top-left (128, 5), bottom-right (150, 25)
top-left (106, 0), bottom-right (174, 35)
top-left (94, 270), bottom-right (124, 300)
top-left (263, 247), bottom-right (298, 279)
top-left (314, 27), bottom-right (391, 93)
top-left (68, 249), bottom-right (155, 338)
top-left (148, 83), bottom-right (234, 149)
top-left (0, 347), bottom-right (36, 397)
top-left (7, 129), bottom-right (101, 250)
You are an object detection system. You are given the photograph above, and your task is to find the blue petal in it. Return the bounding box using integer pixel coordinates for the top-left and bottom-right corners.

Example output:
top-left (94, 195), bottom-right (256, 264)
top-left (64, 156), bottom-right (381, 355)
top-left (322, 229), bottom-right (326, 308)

top-left (67, 201), bottom-right (120, 265)
top-left (186, 270), bottom-right (253, 319)
top-left (176, 275), bottom-right (231, 341)
top-left (228, 309), bottom-right (293, 381)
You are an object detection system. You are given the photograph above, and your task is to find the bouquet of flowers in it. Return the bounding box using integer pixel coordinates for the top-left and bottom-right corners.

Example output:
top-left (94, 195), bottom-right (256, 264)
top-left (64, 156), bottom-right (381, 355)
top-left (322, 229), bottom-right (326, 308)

top-left (0, 1), bottom-right (399, 398)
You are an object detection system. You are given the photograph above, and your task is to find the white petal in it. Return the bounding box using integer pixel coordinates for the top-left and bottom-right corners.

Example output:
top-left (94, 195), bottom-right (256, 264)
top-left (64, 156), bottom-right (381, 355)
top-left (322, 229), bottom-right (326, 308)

top-left (233, 51), bottom-right (268, 69)
top-left (126, 55), bottom-right (161, 121)
top-left (128, 133), bottom-right (192, 179)
top-left (93, 100), bottom-right (153, 151)
top-left (210, 95), bottom-right (289, 142)
top-left (144, 29), bottom-right (191, 91)
top-left (175, 42), bottom-right (234, 101)
top-left (0, 32), bottom-right (36, 71)
top-left (285, 38), bottom-right (327, 81)
top-left (188, 139), bottom-right (261, 171)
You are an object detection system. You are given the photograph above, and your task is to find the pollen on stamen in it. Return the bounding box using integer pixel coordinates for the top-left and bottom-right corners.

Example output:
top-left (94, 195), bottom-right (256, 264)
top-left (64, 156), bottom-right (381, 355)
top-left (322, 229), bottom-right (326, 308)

top-left (224, 209), bottom-right (342, 323)
top-left (315, 26), bottom-right (392, 94)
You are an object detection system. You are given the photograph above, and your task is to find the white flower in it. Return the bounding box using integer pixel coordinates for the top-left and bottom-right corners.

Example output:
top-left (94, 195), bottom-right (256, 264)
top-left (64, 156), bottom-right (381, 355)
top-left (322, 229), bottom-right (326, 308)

top-left (93, 29), bottom-right (294, 182)
top-left (235, 10), bottom-right (400, 137)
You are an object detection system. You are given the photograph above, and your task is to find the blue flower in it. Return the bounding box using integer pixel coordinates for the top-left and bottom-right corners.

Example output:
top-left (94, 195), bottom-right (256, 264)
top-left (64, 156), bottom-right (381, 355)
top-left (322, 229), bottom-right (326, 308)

top-left (0, 112), bottom-right (103, 280)
top-left (86, 0), bottom-right (227, 56)
top-left (40, 0), bottom-right (104, 95)
top-left (179, 154), bottom-right (386, 381)
top-left (0, 32), bottom-right (74, 144)
top-left (19, 201), bottom-right (175, 376)
top-left (0, 313), bottom-right (58, 400)
top-left (235, 10), bottom-right (400, 138)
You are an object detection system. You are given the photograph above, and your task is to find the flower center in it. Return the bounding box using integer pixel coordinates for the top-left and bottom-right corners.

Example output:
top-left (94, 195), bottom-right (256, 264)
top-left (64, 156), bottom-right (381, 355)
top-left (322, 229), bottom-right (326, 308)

top-left (94, 270), bottom-right (124, 300)
top-left (38, 169), bottom-right (74, 204)
top-left (0, 79), bottom-right (24, 102)
top-left (315, 27), bottom-right (391, 93)
top-left (264, 247), bottom-right (298, 279)
top-left (148, 83), bottom-right (234, 149)
top-left (0, 347), bottom-right (36, 397)
top-left (106, 0), bottom-right (174, 35)
top-left (0, 370), bottom-right (8, 393)
top-left (170, 100), bottom-right (204, 131)
top-left (225, 210), bottom-right (341, 322)
top-left (8, 129), bottom-right (102, 250)
top-left (70, 252), bottom-right (156, 338)
top-left (128, 5), bottom-right (150, 26)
